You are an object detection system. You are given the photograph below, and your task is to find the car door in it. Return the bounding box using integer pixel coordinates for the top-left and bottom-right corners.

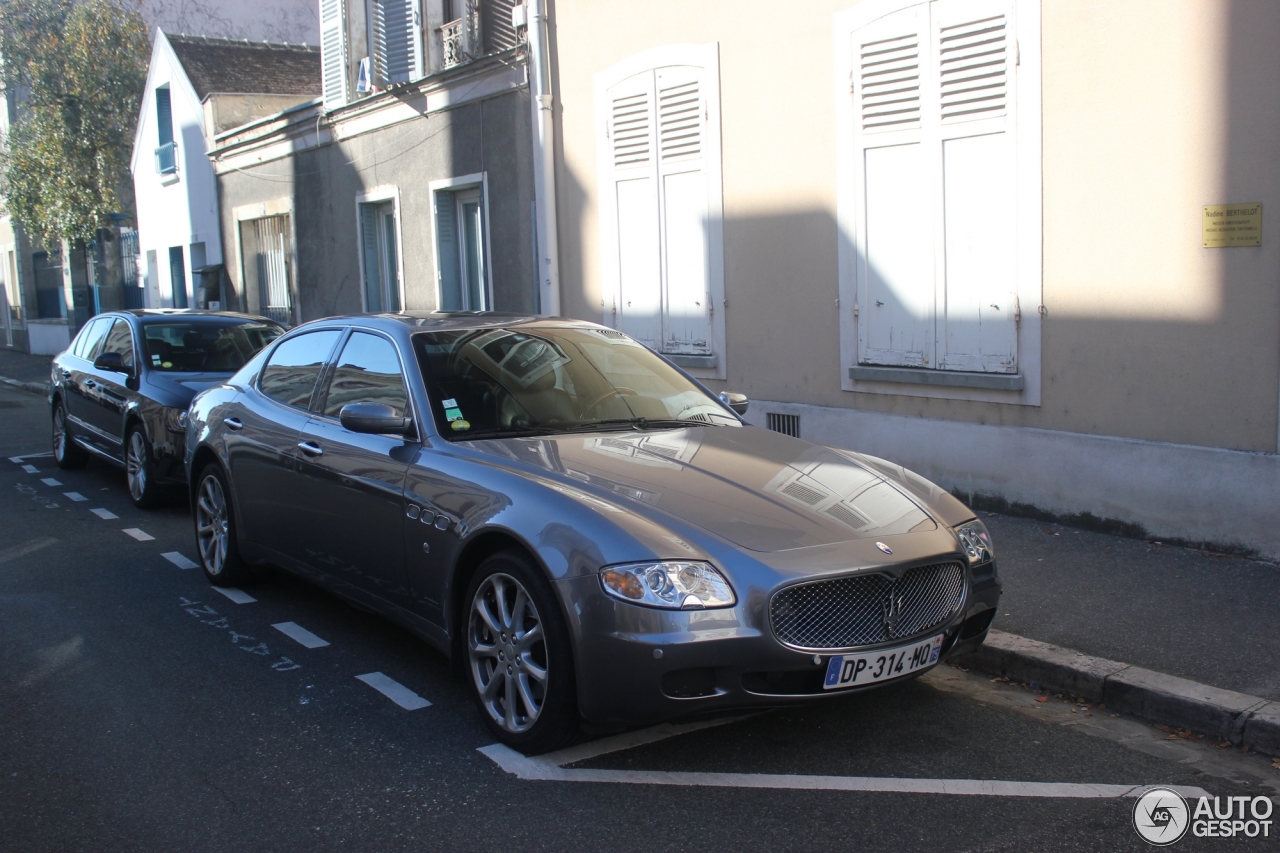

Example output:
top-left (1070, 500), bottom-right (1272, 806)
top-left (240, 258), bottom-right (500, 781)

top-left (62, 316), bottom-right (112, 432)
top-left (225, 328), bottom-right (343, 559)
top-left (83, 317), bottom-right (138, 453)
top-left (295, 330), bottom-right (415, 609)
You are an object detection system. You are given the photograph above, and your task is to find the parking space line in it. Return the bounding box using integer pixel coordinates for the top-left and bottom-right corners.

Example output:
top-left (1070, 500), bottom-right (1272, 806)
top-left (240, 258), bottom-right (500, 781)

top-left (122, 528), bottom-right (155, 541)
top-left (21, 465), bottom-right (38, 473)
top-left (272, 622), bottom-right (330, 649)
top-left (63, 492), bottom-right (86, 502)
top-left (90, 508), bottom-right (119, 520)
top-left (355, 672), bottom-right (431, 710)
top-left (161, 552), bottom-right (199, 569)
top-left (39, 478), bottom-right (62, 486)
top-left (12, 452), bottom-right (52, 461)
top-left (8, 456), bottom-right (22, 463)
top-left (477, 744), bottom-right (1211, 799)
top-left (211, 586), bottom-right (257, 604)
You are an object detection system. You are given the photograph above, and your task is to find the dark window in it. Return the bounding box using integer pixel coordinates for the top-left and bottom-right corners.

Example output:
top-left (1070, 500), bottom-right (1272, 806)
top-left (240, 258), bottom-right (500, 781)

top-left (100, 319), bottom-right (135, 370)
top-left (323, 332), bottom-right (409, 418)
top-left (156, 87), bottom-right (173, 146)
top-left (143, 322), bottom-right (282, 372)
top-left (259, 330), bottom-right (341, 410)
top-left (169, 246), bottom-right (187, 309)
top-left (72, 317), bottom-right (111, 359)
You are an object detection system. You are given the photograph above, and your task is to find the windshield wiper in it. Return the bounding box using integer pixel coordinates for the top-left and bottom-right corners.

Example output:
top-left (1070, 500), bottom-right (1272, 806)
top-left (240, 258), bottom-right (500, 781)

top-left (562, 417), bottom-right (712, 432)
top-left (452, 425), bottom-right (562, 440)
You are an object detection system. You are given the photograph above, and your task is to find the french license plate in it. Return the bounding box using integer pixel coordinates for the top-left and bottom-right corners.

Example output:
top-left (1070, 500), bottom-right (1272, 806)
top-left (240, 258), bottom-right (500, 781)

top-left (823, 634), bottom-right (944, 690)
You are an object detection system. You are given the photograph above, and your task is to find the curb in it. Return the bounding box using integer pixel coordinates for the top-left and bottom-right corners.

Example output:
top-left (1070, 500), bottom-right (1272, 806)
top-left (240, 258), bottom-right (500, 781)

top-left (953, 630), bottom-right (1280, 757)
top-left (0, 375), bottom-right (47, 397)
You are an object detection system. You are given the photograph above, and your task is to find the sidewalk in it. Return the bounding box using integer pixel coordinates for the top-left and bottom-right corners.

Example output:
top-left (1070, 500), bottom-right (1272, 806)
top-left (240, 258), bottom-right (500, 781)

top-left (982, 511), bottom-right (1279, 701)
top-left (0, 347), bottom-right (52, 392)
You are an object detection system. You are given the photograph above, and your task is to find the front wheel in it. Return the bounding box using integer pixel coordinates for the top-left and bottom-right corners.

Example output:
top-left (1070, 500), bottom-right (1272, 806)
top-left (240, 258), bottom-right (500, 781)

top-left (465, 551), bottom-right (579, 754)
top-left (52, 402), bottom-right (87, 469)
top-left (194, 463), bottom-right (252, 586)
top-left (125, 426), bottom-right (163, 508)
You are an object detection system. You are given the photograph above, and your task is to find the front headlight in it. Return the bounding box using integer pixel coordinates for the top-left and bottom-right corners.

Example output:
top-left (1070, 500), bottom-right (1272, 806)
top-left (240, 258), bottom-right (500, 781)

top-left (956, 519), bottom-right (994, 566)
top-left (164, 407), bottom-right (189, 434)
top-left (600, 561), bottom-right (736, 610)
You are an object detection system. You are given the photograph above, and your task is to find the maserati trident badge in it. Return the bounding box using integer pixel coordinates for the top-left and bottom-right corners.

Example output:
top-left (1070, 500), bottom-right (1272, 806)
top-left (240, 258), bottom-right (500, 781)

top-left (875, 541), bottom-right (893, 555)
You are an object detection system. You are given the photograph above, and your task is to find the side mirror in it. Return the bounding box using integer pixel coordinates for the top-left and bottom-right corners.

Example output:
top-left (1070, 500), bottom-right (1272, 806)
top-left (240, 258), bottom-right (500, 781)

top-left (719, 391), bottom-right (749, 415)
top-left (93, 351), bottom-right (130, 375)
top-left (339, 402), bottom-right (411, 435)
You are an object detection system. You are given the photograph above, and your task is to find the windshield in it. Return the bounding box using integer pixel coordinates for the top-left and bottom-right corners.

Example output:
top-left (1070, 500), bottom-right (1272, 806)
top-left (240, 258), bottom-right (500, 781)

top-left (413, 327), bottom-right (740, 438)
top-left (143, 321), bottom-right (282, 373)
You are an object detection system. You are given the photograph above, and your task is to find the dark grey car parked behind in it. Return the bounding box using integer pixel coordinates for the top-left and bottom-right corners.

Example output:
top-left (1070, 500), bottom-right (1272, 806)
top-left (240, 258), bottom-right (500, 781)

top-left (186, 313), bottom-right (1001, 753)
top-left (51, 310), bottom-right (283, 506)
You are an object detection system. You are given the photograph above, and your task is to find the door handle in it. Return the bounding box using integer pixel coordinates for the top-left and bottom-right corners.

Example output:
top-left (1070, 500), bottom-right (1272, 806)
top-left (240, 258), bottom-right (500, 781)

top-left (84, 379), bottom-right (97, 389)
top-left (297, 441), bottom-right (323, 457)
top-left (223, 417), bottom-right (243, 431)
top-left (60, 369), bottom-right (70, 379)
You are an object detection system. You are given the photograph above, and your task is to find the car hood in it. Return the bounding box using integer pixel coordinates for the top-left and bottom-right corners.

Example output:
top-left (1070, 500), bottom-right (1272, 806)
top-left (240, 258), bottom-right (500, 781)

top-left (145, 372), bottom-right (233, 403)
top-left (462, 425), bottom-right (937, 553)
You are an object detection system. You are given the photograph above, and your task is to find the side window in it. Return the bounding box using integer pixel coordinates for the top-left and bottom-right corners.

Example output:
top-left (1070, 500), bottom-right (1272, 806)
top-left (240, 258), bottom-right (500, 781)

top-left (100, 319), bottom-right (136, 369)
top-left (73, 317), bottom-right (110, 359)
top-left (322, 332), bottom-right (409, 418)
top-left (258, 330), bottom-right (341, 410)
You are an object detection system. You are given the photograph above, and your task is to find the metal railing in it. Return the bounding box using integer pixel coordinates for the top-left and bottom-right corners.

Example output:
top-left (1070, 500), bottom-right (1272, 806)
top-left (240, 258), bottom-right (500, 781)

top-left (155, 141), bottom-right (177, 174)
top-left (438, 0), bottom-right (479, 68)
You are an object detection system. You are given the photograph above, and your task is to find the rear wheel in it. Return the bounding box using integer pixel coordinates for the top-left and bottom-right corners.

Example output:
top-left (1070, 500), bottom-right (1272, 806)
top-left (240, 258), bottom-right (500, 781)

top-left (465, 551), bottom-right (579, 754)
top-left (194, 463), bottom-right (252, 586)
top-left (52, 402), bottom-right (87, 469)
top-left (125, 426), bottom-right (163, 508)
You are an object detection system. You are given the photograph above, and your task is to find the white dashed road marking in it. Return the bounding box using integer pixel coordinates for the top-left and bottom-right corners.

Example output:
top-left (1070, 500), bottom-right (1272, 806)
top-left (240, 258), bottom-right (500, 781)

top-left (8, 456), bottom-right (22, 463)
top-left (21, 465), bottom-right (38, 474)
top-left (63, 492), bottom-right (86, 502)
top-left (90, 508), bottom-right (119, 520)
top-left (211, 586), bottom-right (257, 604)
top-left (356, 672), bottom-right (431, 710)
top-left (39, 478), bottom-right (62, 486)
top-left (122, 528), bottom-right (155, 541)
top-left (272, 622), bottom-right (330, 649)
top-left (161, 551), bottom-right (199, 569)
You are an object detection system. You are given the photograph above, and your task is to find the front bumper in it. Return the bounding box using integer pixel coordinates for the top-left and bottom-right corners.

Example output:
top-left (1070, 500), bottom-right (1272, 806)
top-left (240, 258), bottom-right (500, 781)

top-left (557, 566), bottom-right (1002, 724)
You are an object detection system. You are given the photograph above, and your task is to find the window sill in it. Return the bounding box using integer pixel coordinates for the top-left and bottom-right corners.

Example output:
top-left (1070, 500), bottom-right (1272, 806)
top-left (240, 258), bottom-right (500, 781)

top-left (667, 354), bottom-right (718, 369)
top-left (849, 365), bottom-right (1023, 391)
top-left (158, 171), bottom-right (180, 186)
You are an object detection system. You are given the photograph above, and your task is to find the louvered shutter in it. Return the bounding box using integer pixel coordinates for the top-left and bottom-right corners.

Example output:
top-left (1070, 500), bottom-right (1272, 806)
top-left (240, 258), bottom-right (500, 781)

top-left (934, 0), bottom-right (1017, 373)
top-left (320, 0), bottom-right (348, 109)
top-left (155, 88), bottom-right (173, 146)
top-left (435, 191), bottom-right (462, 310)
top-left (360, 204), bottom-right (383, 312)
top-left (655, 65), bottom-right (712, 355)
top-left (605, 71), bottom-right (662, 350)
top-left (379, 0), bottom-right (423, 85)
top-left (853, 4), bottom-right (932, 369)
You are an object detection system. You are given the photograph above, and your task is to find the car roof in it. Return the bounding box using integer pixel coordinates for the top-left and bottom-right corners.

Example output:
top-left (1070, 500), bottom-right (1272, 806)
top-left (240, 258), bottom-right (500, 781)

top-left (293, 312), bottom-right (608, 335)
top-left (112, 309), bottom-right (282, 325)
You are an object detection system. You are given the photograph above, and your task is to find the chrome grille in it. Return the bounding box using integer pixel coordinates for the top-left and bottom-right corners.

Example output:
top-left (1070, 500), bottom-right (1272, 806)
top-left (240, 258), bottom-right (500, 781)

top-left (770, 562), bottom-right (966, 650)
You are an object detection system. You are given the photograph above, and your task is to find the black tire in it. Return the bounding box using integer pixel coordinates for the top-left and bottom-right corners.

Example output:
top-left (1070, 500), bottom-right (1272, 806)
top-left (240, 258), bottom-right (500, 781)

top-left (52, 402), bottom-right (88, 469)
top-left (463, 550), bottom-right (579, 754)
top-left (193, 463), bottom-right (253, 587)
top-left (124, 425), bottom-right (164, 509)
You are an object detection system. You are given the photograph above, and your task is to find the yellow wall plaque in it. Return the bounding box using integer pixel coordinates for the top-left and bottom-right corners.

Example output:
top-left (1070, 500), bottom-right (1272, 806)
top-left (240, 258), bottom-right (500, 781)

top-left (1203, 203), bottom-right (1262, 247)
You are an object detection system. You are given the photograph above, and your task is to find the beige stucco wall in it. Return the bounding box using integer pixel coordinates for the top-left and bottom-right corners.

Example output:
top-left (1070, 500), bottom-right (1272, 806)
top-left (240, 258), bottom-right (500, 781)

top-left (550, 0), bottom-right (1280, 453)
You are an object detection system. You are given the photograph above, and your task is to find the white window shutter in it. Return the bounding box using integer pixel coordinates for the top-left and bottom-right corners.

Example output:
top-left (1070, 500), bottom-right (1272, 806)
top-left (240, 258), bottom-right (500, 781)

top-left (379, 0), bottom-right (422, 85)
top-left (853, 4), bottom-right (934, 368)
top-left (655, 65), bottom-right (712, 355)
top-left (359, 204), bottom-right (383, 312)
top-left (321, 0), bottom-right (348, 108)
top-left (605, 70), bottom-right (663, 350)
top-left (933, 0), bottom-right (1017, 373)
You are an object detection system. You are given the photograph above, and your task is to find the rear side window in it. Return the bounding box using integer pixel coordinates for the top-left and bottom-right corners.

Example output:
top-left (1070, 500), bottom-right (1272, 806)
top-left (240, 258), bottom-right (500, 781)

top-left (72, 317), bottom-right (111, 359)
top-left (258, 330), bottom-right (341, 410)
top-left (100, 319), bottom-right (136, 370)
top-left (322, 332), bottom-right (409, 418)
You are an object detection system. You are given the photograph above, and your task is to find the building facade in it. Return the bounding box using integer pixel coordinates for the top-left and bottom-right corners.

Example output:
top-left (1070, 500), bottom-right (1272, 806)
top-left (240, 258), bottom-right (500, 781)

top-left (547, 0), bottom-right (1280, 559)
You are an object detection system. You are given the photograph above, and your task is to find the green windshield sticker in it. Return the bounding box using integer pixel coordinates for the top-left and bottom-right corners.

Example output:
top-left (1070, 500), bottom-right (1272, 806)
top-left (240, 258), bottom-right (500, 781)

top-left (445, 407), bottom-right (463, 422)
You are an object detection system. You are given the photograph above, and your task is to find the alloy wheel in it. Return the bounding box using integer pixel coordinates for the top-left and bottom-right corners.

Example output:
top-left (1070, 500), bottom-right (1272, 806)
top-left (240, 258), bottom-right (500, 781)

top-left (468, 573), bottom-right (548, 734)
top-left (53, 406), bottom-right (68, 460)
top-left (195, 474), bottom-right (229, 575)
top-left (126, 431), bottom-right (148, 502)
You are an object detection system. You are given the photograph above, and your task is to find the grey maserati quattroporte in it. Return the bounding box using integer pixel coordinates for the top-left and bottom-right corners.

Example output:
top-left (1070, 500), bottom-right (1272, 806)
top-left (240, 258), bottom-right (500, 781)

top-left (185, 312), bottom-right (1001, 752)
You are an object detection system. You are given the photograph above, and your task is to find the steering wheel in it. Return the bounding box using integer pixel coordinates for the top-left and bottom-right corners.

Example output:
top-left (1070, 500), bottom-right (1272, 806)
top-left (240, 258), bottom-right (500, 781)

top-left (582, 386), bottom-right (638, 415)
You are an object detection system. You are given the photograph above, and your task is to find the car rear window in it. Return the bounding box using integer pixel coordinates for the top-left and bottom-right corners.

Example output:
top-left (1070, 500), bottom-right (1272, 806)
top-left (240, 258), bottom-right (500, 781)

top-left (143, 322), bottom-right (281, 372)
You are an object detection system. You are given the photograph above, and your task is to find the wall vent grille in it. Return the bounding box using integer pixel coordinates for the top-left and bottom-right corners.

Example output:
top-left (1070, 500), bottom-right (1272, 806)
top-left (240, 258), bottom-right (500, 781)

top-left (767, 413), bottom-right (800, 438)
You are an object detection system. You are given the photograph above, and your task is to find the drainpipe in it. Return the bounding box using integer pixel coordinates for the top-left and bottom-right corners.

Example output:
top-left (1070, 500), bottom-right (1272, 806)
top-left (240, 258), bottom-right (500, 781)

top-left (526, 0), bottom-right (560, 316)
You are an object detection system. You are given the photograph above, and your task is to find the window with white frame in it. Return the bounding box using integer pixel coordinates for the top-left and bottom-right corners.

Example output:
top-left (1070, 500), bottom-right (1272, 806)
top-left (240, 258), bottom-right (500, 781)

top-left (594, 44), bottom-right (726, 376)
top-left (432, 178), bottom-right (490, 311)
top-left (359, 199), bottom-right (402, 313)
top-left (239, 213), bottom-right (295, 325)
top-left (836, 0), bottom-right (1040, 397)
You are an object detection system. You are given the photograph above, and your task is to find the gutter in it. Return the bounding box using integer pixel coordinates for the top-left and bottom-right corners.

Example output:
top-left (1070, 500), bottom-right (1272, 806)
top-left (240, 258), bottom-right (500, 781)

top-left (527, 0), bottom-right (561, 316)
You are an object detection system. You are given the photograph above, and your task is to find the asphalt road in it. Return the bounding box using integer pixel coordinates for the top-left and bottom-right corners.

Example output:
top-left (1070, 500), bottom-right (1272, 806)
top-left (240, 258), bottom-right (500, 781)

top-left (1, 384), bottom-right (1276, 852)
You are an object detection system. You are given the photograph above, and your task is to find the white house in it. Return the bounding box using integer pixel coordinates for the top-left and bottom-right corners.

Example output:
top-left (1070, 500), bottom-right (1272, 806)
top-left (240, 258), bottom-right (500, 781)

top-left (131, 32), bottom-right (320, 312)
